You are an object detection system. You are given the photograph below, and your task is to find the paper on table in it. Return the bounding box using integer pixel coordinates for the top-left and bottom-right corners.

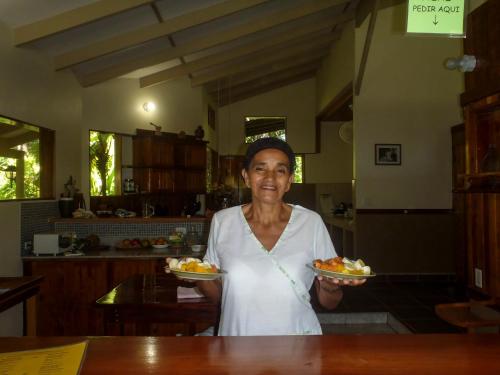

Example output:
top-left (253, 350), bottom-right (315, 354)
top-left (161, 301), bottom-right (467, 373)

top-left (177, 286), bottom-right (204, 299)
top-left (0, 340), bottom-right (88, 375)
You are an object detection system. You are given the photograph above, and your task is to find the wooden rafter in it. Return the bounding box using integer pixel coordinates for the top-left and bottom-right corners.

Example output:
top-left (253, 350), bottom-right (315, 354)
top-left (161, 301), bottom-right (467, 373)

top-left (0, 124), bottom-right (23, 136)
top-left (214, 62), bottom-right (322, 101)
top-left (0, 131), bottom-right (39, 150)
top-left (140, 12), bottom-right (351, 88)
top-left (208, 58), bottom-right (325, 94)
top-left (217, 71), bottom-right (316, 107)
top-left (191, 41), bottom-right (331, 87)
top-left (354, 0), bottom-right (379, 96)
top-left (79, 0), bottom-right (349, 87)
top-left (14, 0), bottom-right (153, 46)
top-left (54, 0), bottom-right (270, 70)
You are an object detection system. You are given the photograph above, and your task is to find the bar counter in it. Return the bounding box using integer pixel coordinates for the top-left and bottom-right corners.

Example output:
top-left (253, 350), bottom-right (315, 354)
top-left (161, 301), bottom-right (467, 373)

top-left (1, 335), bottom-right (499, 374)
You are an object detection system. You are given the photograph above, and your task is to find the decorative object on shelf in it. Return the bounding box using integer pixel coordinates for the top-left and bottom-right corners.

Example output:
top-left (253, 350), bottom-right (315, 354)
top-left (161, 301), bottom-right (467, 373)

top-left (143, 102), bottom-right (156, 112)
top-left (149, 122), bottom-right (161, 136)
top-left (178, 130), bottom-right (186, 139)
top-left (194, 125), bottom-right (204, 140)
top-left (375, 144), bottom-right (401, 165)
top-left (59, 176), bottom-right (80, 218)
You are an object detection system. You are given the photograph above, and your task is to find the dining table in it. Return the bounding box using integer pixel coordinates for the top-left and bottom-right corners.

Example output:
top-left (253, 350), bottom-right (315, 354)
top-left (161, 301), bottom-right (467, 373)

top-left (0, 276), bottom-right (43, 335)
top-left (95, 273), bottom-right (218, 336)
top-left (0, 334), bottom-right (499, 374)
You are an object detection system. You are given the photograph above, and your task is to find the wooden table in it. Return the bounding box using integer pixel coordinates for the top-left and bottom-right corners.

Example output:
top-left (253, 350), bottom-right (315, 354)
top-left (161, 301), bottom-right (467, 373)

top-left (0, 276), bottom-right (43, 336)
top-left (0, 335), bottom-right (499, 374)
top-left (95, 274), bottom-right (218, 336)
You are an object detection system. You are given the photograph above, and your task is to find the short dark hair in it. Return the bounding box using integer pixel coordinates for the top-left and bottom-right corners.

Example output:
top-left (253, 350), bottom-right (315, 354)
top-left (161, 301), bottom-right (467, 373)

top-left (243, 137), bottom-right (295, 173)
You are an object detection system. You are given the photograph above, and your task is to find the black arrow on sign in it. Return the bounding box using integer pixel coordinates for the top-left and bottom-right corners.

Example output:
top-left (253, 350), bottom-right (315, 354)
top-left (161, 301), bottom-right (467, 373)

top-left (433, 15), bottom-right (438, 26)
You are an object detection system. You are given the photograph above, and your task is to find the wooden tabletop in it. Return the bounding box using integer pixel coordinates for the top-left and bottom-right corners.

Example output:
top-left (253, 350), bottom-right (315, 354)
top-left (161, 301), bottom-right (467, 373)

top-left (95, 274), bottom-right (218, 335)
top-left (0, 335), bottom-right (499, 374)
top-left (0, 276), bottom-right (43, 313)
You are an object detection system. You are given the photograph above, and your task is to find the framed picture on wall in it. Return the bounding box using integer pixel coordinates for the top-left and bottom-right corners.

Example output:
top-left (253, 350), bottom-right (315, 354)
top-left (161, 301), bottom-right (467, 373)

top-left (208, 105), bottom-right (216, 130)
top-left (375, 144), bottom-right (401, 165)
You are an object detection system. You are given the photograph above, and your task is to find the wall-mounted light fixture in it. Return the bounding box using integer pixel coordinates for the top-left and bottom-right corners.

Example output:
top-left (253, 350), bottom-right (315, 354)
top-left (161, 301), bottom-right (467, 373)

top-left (2, 165), bottom-right (16, 187)
top-left (143, 101), bottom-right (156, 112)
top-left (445, 55), bottom-right (477, 72)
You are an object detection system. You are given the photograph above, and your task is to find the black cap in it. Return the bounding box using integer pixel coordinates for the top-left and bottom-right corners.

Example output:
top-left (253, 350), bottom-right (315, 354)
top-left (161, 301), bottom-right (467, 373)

top-left (243, 137), bottom-right (295, 173)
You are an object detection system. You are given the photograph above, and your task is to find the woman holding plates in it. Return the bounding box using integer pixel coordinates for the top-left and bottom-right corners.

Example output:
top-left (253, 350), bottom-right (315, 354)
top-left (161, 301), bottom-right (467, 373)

top-left (197, 137), bottom-right (366, 336)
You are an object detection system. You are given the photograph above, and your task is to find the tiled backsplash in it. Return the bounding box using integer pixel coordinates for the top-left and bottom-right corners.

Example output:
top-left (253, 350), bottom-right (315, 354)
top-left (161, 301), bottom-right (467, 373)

top-left (20, 200), bottom-right (209, 254)
top-left (54, 221), bottom-right (208, 246)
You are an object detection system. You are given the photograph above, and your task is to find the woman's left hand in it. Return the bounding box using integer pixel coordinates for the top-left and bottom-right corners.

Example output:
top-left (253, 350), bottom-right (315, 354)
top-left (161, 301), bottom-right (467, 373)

top-left (317, 275), bottom-right (366, 287)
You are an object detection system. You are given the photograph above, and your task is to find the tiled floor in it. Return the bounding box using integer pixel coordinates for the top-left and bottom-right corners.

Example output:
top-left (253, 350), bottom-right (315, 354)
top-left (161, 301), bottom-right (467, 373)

top-left (313, 278), bottom-right (468, 334)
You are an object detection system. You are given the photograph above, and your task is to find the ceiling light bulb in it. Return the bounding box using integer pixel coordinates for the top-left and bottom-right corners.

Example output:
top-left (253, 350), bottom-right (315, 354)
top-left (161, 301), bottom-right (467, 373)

top-left (143, 102), bottom-right (156, 112)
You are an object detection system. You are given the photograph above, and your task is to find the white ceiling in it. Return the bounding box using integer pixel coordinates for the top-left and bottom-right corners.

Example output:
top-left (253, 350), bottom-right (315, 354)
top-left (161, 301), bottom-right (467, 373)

top-left (0, 0), bottom-right (360, 105)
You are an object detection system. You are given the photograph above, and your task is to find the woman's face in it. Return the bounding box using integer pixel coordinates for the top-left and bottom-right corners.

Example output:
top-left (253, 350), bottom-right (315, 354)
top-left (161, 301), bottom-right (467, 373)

top-left (242, 148), bottom-right (293, 204)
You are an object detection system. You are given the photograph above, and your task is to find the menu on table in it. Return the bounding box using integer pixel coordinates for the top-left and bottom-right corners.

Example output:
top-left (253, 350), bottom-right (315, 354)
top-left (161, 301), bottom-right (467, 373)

top-left (0, 340), bottom-right (88, 375)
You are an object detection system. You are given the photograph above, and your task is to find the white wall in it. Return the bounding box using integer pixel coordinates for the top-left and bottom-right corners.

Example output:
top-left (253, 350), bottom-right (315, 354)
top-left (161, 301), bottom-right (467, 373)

top-left (217, 78), bottom-right (317, 155)
top-left (306, 121), bottom-right (353, 183)
top-left (0, 21), bottom-right (82, 335)
top-left (353, 4), bottom-right (463, 209)
top-left (81, 77), bottom-right (204, 199)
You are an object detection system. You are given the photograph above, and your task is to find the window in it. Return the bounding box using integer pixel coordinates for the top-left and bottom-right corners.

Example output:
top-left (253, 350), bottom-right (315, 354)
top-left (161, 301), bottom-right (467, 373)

top-left (0, 115), bottom-right (54, 200)
top-left (89, 130), bottom-right (121, 196)
top-left (244, 116), bottom-right (304, 183)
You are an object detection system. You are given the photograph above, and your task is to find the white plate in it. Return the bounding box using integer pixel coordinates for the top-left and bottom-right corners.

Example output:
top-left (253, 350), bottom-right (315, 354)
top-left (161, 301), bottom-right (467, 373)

top-left (168, 268), bottom-right (225, 281)
top-left (307, 264), bottom-right (376, 280)
top-left (152, 243), bottom-right (169, 249)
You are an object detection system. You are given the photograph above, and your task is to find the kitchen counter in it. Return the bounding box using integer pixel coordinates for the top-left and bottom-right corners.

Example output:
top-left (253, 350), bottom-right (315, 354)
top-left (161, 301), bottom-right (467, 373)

top-left (1, 335), bottom-right (500, 374)
top-left (22, 247), bottom-right (204, 260)
top-left (49, 216), bottom-right (209, 224)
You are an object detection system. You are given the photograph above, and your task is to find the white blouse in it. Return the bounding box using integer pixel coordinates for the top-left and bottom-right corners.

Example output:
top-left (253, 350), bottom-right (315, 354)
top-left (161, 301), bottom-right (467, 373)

top-left (204, 205), bottom-right (336, 336)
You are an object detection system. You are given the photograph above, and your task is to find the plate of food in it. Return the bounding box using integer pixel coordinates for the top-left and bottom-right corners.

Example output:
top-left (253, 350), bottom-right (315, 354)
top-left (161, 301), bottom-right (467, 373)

top-left (166, 257), bottom-right (224, 281)
top-left (151, 237), bottom-right (169, 249)
top-left (308, 257), bottom-right (376, 280)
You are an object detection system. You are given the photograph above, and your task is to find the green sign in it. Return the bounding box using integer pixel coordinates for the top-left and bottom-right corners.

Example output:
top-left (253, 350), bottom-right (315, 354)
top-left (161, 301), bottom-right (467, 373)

top-left (406, 0), bottom-right (466, 36)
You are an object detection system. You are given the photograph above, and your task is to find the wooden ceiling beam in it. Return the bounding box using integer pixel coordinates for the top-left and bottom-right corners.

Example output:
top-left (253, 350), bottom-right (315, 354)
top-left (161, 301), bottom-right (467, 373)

top-left (79, 0), bottom-right (349, 87)
top-left (190, 40), bottom-right (331, 87)
top-left (214, 62), bottom-right (322, 100)
top-left (140, 12), bottom-right (350, 88)
top-left (54, 0), bottom-right (270, 70)
top-left (208, 58), bottom-right (324, 94)
top-left (13, 0), bottom-right (153, 46)
top-left (0, 132), bottom-right (39, 149)
top-left (0, 124), bottom-right (23, 136)
top-left (217, 71), bottom-right (316, 107)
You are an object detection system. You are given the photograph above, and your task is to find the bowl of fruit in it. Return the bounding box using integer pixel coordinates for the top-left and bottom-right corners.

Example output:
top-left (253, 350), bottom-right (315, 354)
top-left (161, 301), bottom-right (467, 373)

top-left (117, 238), bottom-right (151, 249)
top-left (151, 237), bottom-right (169, 249)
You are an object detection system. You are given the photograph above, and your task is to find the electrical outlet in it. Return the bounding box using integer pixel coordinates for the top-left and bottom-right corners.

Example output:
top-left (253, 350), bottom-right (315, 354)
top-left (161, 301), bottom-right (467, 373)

top-left (474, 268), bottom-right (483, 288)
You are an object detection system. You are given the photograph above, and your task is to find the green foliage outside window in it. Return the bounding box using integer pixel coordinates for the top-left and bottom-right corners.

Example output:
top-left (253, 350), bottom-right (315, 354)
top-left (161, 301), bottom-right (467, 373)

top-left (89, 131), bottom-right (116, 196)
top-left (244, 130), bottom-right (304, 183)
top-left (0, 116), bottom-right (40, 200)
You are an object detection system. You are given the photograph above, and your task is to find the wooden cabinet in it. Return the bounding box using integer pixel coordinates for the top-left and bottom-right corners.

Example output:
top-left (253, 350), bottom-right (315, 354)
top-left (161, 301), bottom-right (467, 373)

top-left (23, 259), bottom-right (164, 336)
top-left (460, 1), bottom-right (500, 303)
top-left (133, 130), bottom-right (207, 194)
